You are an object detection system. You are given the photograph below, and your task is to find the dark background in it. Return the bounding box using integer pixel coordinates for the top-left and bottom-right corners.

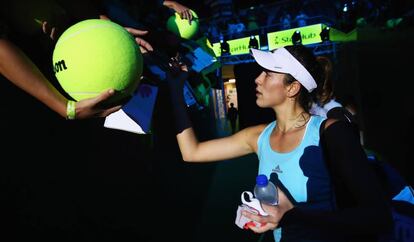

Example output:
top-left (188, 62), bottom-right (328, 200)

top-left (1, 1), bottom-right (414, 242)
top-left (2, 29), bottom-right (413, 241)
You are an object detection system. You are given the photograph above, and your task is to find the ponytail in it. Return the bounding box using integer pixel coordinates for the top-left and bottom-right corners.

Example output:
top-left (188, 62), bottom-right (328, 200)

top-left (283, 45), bottom-right (334, 112)
top-left (315, 56), bottom-right (334, 106)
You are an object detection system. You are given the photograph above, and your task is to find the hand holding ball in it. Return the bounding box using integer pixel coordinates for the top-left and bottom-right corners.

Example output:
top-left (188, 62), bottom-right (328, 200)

top-left (166, 10), bottom-right (199, 40)
top-left (52, 19), bottom-right (143, 103)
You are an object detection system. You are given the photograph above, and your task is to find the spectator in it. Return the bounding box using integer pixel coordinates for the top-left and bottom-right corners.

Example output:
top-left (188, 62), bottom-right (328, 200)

top-left (280, 10), bottom-right (292, 30)
top-left (294, 9), bottom-right (309, 27)
top-left (227, 102), bottom-right (238, 134)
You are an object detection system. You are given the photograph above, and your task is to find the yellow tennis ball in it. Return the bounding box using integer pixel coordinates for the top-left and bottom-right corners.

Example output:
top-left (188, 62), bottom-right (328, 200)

top-left (166, 10), bottom-right (199, 40)
top-left (52, 19), bottom-right (142, 102)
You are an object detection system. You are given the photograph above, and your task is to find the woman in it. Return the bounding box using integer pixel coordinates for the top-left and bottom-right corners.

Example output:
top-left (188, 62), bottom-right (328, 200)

top-left (167, 45), bottom-right (393, 241)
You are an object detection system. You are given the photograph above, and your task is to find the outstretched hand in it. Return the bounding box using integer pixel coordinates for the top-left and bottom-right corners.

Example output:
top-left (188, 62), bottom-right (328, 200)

top-left (98, 15), bottom-right (153, 54)
top-left (163, 0), bottom-right (194, 25)
top-left (164, 53), bottom-right (192, 134)
top-left (74, 89), bottom-right (122, 119)
top-left (124, 27), bottom-right (154, 54)
top-left (166, 55), bottom-right (189, 88)
top-left (40, 21), bottom-right (58, 40)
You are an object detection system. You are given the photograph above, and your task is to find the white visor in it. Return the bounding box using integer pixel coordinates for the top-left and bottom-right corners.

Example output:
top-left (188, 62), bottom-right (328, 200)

top-left (250, 47), bottom-right (317, 92)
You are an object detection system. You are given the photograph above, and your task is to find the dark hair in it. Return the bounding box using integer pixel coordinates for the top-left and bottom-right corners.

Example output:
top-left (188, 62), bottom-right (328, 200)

top-left (282, 45), bottom-right (331, 112)
top-left (315, 56), bottom-right (334, 106)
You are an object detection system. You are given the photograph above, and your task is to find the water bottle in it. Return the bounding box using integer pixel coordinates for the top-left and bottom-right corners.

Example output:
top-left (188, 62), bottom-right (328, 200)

top-left (253, 174), bottom-right (278, 205)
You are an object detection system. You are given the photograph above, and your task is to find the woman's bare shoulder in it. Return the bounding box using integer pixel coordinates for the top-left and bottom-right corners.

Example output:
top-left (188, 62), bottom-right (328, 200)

top-left (237, 123), bottom-right (270, 142)
top-left (243, 123), bottom-right (269, 133)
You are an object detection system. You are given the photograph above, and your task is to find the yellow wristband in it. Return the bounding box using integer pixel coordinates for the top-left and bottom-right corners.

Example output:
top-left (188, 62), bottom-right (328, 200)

top-left (66, 100), bottom-right (76, 120)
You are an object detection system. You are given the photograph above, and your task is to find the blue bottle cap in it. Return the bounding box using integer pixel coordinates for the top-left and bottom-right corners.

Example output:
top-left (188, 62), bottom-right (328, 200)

top-left (256, 174), bottom-right (269, 186)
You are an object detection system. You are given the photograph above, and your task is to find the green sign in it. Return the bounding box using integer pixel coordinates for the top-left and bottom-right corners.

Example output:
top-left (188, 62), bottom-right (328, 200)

top-left (329, 27), bottom-right (357, 42)
top-left (212, 43), bottom-right (221, 57)
top-left (212, 35), bottom-right (260, 56)
top-left (267, 24), bottom-right (324, 50)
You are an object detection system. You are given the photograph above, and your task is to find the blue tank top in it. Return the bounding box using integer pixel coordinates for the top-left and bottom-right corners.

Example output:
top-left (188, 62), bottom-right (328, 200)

top-left (257, 115), bottom-right (336, 241)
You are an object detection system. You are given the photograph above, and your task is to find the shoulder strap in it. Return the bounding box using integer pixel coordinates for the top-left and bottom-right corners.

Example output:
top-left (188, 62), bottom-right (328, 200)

top-left (319, 119), bottom-right (328, 137)
top-left (326, 107), bottom-right (356, 124)
top-left (320, 107), bottom-right (360, 139)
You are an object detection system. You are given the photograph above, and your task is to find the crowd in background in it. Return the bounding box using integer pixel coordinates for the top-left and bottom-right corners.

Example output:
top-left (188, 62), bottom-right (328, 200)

top-left (198, 0), bottom-right (414, 42)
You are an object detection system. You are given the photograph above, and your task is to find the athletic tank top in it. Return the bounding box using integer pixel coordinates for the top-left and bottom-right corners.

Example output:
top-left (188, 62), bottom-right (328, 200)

top-left (257, 115), bottom-right (336, 241)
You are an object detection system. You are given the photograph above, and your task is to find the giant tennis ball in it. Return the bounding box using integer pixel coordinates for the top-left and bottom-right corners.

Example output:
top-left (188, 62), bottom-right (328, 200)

top-left (166, 10), bottom-right (199, 40)
top-left (52, 19), bottom-right (142, 102)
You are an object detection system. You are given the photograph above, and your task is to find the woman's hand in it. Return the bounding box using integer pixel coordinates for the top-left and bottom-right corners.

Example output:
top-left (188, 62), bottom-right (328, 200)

top-left (242, 186), bottom-right (294, 233)
top-left (166, 54), bottom-right (189, 94)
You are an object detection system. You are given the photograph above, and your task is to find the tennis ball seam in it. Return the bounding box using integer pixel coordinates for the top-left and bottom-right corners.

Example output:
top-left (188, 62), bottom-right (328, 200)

top-left (53, 19), bottom-right (142, 102)
top-left (56, 22), bottom-right (126, 47)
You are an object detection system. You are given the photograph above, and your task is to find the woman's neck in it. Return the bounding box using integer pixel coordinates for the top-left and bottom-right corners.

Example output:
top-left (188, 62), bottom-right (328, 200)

top-left (275, 108), bottom-right (310, 134)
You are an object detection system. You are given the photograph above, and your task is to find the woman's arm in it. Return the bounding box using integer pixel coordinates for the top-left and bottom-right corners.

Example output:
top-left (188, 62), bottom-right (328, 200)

top-left (176, 124), bottom-right (266, 162)
top-left (166, 56), bottom-right (264, 163)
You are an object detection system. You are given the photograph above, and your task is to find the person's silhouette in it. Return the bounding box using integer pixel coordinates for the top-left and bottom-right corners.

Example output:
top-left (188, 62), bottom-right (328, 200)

top-left (227, 102), bottom-right (238, 134)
